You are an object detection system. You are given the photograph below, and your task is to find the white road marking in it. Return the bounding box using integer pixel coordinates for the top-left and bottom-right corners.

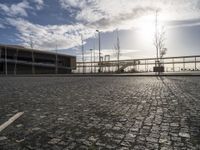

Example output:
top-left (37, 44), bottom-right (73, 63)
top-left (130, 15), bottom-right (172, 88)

top-left (0, 112), bottom-right (24, 132)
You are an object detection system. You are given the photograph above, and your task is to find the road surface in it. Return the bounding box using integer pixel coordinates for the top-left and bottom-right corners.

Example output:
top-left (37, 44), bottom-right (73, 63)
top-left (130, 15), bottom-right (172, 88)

top-left (0, 76), bottom-right (200, 149)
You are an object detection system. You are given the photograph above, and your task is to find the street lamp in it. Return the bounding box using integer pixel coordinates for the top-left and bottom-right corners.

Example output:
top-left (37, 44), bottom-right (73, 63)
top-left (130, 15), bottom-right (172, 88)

top-left (96, 30), bottom-right (101, 73)
top-left (81, 34), bottom-right (85, 73)
top-left (5, 46), bottom-right (7, 75)
top-left (55, 36), bottom-right (58, 74)
top-left (29, 33), bottom-right (35, 74)
top-left (93, 48), bottom-right (96, 73)
top-left (90, 49), bottom-right (93, 73)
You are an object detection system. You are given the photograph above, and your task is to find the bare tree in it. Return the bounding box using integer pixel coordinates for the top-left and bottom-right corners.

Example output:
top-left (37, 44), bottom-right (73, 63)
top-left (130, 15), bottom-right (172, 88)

top-left (154, 10), bottom-right (167, 67)
top-left (114, 29), bottom-right (121, 72)
top-left (160, 47), bottom-right (167, 58)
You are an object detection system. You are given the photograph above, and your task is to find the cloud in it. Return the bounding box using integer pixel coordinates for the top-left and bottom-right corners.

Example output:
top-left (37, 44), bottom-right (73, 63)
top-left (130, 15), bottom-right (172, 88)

top-left (33, 0), bottom-right (44, 10)
top-left (172, 22), bottom-right (200, 28)
top-left (59, 0), bottom-right (200, 31)
top-left (167, 19), bottom-right (200, 29)
top-left (5, 16), bottom-right (140, 60)
top-left (59, 0), bottom-right (87, 9)
top-left (88, 7), bottom-right (156, 31)
top-left (6, 18), bottom-right (95, 51)
top-left (2, 0), bottom-right (200, 54)
top-left (0, 0), bottom-right (45, 17)
top-left (0, 0), bottom-right (31, 17)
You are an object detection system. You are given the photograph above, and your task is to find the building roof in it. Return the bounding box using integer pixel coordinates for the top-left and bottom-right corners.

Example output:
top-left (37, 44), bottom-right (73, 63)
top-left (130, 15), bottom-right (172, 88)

top-left (0, 44), bottom-right (76, 58)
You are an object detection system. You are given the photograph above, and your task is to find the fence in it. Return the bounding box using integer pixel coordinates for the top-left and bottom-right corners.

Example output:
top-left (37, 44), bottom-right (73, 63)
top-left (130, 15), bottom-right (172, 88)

top-left (73, 55), bottom-right (200, 73)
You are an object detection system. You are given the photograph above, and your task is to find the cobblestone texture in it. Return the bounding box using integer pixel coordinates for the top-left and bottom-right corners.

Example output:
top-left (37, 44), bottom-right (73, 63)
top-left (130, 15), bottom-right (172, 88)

top-left (0, 76), bottom-right (200, 149)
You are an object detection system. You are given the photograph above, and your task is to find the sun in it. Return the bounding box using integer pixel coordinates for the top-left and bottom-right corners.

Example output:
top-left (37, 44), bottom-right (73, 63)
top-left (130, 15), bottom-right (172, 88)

top-left (137, 15), bottom-right (156, 39)
top-left (136, 13), bottom-right (166, 40)
top-left (139, 21), bottom-right (155, 39)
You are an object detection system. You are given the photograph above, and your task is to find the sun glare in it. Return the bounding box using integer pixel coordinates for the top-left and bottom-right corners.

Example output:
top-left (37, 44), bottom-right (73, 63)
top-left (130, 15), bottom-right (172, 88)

top-left (137, 15), bottom-right (156, 39)
top-left (139, 22), bottom-right (155, 39)
top-left (136, 14), bottom-right (165, 40)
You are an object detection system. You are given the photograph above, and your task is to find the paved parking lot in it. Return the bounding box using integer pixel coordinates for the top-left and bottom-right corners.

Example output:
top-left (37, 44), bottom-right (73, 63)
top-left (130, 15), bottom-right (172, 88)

top-left (0, 76), bottom-right (200, 150)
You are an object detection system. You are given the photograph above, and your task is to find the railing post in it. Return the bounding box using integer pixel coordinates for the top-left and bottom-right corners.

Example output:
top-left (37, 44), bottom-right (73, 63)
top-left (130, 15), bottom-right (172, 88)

top-left (183, 58), bottom-right (185, 71)
top-left (0, 48), bottom-right (1, 74)
top-left (5, 47), bottom-right (7, 75)
top-left (55, 54), bottom-right (58, 74)
top-left (172, 58), bottom-right (175, 72)
top-left (147, 60), bottom-right (149, 72)
top-left (14, 49), bottom-right (18, 75)
top-left (0, 47), bottom-right (1, 58)
top-left (32, 50), bottom-right (35, 74)
top-left (145, 60), bottom-right (147, 72)
top-left (195, 57), bottom-right (197, 71)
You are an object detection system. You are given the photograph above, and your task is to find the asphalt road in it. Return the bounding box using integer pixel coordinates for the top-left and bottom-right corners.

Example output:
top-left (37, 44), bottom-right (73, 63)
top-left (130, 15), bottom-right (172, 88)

top-left (0, 76), bottom-right (200, 150)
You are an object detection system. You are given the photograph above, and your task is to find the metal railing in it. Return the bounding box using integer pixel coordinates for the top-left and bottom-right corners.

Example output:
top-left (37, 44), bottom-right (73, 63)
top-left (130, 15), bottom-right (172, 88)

top-left (73, 55), bottom-right (200, 73)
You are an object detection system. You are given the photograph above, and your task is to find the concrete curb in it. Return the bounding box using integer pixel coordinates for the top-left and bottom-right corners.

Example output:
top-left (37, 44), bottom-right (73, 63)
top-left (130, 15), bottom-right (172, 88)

top-left (1, 73), bottom-right (200, 77)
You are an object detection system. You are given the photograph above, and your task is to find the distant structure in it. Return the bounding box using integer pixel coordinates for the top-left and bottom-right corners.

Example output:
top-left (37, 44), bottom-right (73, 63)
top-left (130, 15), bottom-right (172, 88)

top-left (0, 44), bottom-right (76, 75)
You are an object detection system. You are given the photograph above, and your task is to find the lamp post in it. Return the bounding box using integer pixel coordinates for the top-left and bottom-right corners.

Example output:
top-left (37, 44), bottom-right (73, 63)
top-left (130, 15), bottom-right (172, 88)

top-left (30, 33), bottom-right (35, 74)
top-left (90, 49), bottom-right (93, 73)
top-left (56, 39), bottom-right (58, 74)
top-left (81, 35), bottom-right (85, 73)
top-left (155, 10), bottom-right (159, 66)
top-left (100, 56), bottom-right (103, 72)
top-left (5, 46), bottom-right (7, 75)
top-left (93, 48), bottom-right (96, 73)
top-left (96, 30), bottom-right (101, 73)
top-left (155, 10), bottom-right (160, 75)
top-left (93, 35), bottom-right (96, 73)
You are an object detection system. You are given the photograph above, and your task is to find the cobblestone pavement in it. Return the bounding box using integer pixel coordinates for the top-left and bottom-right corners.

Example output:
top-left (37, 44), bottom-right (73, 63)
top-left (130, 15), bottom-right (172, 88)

top-left (0, 77), bottom-right (200, 150)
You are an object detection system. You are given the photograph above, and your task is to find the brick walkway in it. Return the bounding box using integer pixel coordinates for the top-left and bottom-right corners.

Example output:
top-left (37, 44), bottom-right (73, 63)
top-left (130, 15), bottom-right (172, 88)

top-left (0, 77), bottom-right (200, 150)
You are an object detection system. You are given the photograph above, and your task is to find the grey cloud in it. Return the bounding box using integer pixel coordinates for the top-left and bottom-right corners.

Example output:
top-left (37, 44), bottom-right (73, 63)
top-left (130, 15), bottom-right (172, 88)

top-left (88, 7), bottom-right (156, 29)
top-left (59, 0), bottom-right (200, 31)
top-left (165, 18), bottom-right (200, 29)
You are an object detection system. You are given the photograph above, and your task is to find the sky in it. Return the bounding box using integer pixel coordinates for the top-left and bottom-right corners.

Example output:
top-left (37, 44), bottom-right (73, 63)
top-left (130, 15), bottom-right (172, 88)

top-left (1, 0), bottom-right (200, 61)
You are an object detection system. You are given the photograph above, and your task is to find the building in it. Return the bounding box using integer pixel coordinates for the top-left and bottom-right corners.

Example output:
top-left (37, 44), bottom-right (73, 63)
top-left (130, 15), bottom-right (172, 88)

top-left (0, 44), bottom-right (76, 75)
